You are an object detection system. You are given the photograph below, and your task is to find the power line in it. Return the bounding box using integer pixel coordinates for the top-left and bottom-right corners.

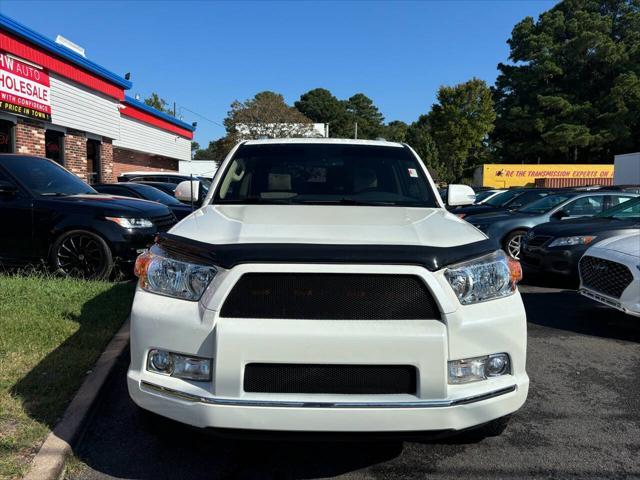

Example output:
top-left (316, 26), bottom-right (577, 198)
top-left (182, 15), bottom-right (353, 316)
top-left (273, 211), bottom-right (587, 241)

top-left (177, 104), bottom-right (225, 128)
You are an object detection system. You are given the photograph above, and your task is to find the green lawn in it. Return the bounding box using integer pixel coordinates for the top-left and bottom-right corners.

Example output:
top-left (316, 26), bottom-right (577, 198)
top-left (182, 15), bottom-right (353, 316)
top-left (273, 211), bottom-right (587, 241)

top-left (0, 275), bottom-right (135, 479)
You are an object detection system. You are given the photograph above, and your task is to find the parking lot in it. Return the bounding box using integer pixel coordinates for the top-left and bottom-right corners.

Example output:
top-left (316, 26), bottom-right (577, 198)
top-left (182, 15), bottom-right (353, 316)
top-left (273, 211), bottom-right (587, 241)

top-left (67, 284), bottom-right (640, 480)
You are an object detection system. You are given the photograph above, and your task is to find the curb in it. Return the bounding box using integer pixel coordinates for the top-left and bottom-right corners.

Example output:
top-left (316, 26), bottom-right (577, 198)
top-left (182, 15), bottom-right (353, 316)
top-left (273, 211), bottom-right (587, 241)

top-left (24, 317), bottom-right (131, 480)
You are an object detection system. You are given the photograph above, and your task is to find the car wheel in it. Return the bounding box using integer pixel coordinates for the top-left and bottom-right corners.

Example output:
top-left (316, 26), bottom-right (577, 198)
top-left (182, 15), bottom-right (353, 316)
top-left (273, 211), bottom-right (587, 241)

top-left (503, 230), bottom-right (527, 259)
top-left (50, 230), bottom-right (114, 280)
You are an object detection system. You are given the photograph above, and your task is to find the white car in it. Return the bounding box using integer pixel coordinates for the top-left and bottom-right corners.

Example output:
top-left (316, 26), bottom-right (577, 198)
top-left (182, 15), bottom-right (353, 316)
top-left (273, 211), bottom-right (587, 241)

top-left (128, 139), bottom-right (529, 436)
top-left (579, 232), bottom-right (640, 317)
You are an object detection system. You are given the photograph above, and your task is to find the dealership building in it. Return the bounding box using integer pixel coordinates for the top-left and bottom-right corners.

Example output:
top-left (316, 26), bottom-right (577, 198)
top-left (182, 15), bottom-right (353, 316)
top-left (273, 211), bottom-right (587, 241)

top-left (0, 14), bottom-right (194, 183)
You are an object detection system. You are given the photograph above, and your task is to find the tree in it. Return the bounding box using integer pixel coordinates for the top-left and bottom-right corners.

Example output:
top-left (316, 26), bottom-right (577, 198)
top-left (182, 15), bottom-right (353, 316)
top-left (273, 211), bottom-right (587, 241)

top-left (224, 91), bottom-right (317, 141)
top-left (193, 137), bottom-right (234, 162)
top-left (405, 115), bottom-right (441, 179)
top-left (492, 0), bottom-right (640, 163)
top-left (190, 141), bottom-right (200, 159)
top-left (345, 93), bottom-right (385, 139)
top-left (294, 88), bottom-right (351, 138)
top-left (429, 79), bottom-right (496, 182)
top-left (383, 120), bottom-right (409, 142)
top-left (144, 92), bottom-right (174, 116)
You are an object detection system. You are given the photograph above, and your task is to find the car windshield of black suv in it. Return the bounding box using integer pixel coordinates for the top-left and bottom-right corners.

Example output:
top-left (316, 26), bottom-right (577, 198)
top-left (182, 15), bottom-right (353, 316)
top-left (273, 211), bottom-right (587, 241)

top-left (516, 193), bottom-right (575, 214)
top-left (2, 156), bottom-right (96, 196)
top-left (213, 143), bottom-right (439, 207)
top-left (597, 196), bottom-right (640, 220)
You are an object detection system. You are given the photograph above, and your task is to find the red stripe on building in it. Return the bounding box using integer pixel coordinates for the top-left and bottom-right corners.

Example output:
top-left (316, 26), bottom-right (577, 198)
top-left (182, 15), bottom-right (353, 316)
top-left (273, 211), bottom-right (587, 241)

top-left (120, 104), bottom-right (194, 139)
top-left (0, 31), bottom-right (124, 100)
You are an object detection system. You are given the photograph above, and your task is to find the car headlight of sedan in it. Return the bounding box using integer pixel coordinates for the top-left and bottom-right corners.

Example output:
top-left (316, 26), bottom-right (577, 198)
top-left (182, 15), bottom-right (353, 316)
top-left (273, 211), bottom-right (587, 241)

top-left (105, 217), bottom-right (154, 229)
top-left (134, 251), bottom-right (217, 301)
top-left (444, 250), bottom-right (522, 305)
top-left (548, 236), bottom-right (596, 247)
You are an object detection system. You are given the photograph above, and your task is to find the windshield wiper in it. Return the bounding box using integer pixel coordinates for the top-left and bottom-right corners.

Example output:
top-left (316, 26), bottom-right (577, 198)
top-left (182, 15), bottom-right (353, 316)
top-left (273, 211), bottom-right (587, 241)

top-left (40, 192), bottom-right (70, 196)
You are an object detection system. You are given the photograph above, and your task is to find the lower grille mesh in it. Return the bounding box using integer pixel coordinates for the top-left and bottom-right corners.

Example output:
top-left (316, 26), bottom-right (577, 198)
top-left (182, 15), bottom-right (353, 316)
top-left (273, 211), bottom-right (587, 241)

top-left (579, 256), bottom-right (633, 298)
top-left (220, 273), bottom-right (440, 319)
top-left (244, 364), bottom-right (417, 394)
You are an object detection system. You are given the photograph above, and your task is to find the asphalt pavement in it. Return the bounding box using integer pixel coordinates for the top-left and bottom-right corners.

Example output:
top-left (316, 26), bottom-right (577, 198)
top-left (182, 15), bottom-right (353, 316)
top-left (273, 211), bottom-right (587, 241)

top-left (67, 285), bottom-right (640, 480)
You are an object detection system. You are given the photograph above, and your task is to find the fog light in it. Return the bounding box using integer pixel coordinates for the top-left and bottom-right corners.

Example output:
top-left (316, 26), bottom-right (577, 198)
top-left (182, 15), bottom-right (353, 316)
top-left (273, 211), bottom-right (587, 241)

top-left (448, 353), bottom-right (511, 384)
top-left (146, 349), bottom-right (212, 381)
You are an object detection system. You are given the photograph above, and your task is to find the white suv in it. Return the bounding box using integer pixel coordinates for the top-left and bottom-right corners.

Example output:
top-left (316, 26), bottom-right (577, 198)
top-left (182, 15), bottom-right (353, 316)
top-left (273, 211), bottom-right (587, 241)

top-left (128, 139), bottom-right (529, 436)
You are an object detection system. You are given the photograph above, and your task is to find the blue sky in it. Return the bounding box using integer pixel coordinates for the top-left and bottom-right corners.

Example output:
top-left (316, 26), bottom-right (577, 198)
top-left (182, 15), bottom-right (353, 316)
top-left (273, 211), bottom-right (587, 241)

top-left (0, 1), bottom-right (556, 145)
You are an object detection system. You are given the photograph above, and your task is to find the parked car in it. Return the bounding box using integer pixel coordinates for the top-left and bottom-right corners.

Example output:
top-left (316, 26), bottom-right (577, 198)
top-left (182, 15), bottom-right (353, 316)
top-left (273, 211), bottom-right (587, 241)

top-left (579, 232), bottom-right (640, 317)
top-left (474, 189), bottom-right (507, 205)
top-left (451, 188), bottom-right (558, 218)
top-left (465, 191), bottom-right (638, 259)
top-left (0, 155), bottom-right (176, 279)
top-left (521, 196), bottom-right (640, 279)
top-left (129, 139), bottom-right (528, 438)
top-left (118, 171), bottom-right (211, 200)
top-left (93, 182), bottom-right (194, 220)
top-left (130, 181), bottom-right (178, 197)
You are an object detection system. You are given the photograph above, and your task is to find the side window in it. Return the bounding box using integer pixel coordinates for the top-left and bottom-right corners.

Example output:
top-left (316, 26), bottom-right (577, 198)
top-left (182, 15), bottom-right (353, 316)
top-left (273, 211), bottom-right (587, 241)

top-left (563, 196), bottom-right (604, 216)
top-left (0, 167), bottom-right (22, 197)
top-left (607, 195), bottom-right (636, 207)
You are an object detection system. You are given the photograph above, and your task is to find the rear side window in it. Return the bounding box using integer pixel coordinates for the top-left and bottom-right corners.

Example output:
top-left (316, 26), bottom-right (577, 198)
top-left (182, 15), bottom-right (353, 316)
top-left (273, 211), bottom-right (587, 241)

top-left (563, 196), bottom-right (605, 216)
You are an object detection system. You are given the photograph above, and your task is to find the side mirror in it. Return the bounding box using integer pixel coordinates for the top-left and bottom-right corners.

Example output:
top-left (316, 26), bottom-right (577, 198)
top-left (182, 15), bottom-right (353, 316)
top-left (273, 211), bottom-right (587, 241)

top-left (0, 180), bottom-right (18, 196)
top-left (447, 184), bottom-right (476, 206)
top-left (175, 180), bottom-right (200, 204)
top-left (552, 210), bottom-right (569, 220)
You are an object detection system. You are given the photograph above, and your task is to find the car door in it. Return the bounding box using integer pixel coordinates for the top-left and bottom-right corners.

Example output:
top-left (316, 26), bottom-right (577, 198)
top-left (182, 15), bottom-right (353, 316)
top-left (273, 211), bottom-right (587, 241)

top-left (559, 195), bottom-right (606, 219)
top-left (0, 167), bottom-right (33, 263)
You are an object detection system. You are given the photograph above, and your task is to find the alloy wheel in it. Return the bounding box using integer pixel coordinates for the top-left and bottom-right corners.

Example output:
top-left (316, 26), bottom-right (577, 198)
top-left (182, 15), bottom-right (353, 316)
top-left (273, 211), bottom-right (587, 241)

top-left (56, 233), bottom-right (107, 279)
top-left (507, 234), bottom-right (523, 259)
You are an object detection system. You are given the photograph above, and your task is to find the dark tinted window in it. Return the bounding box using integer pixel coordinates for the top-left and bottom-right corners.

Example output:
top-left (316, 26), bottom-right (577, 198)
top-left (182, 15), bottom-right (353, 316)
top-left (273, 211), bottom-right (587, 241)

top-left (484, 189), bottom-right (522, 206)
top-left (126, 183), bottom-right (182, 205)
top-left (506, 190), bottom-right (550, 208)
top-left (1, 156), bottom-right (94, 196)
top-left (214, 144), bottom-right (438, 207)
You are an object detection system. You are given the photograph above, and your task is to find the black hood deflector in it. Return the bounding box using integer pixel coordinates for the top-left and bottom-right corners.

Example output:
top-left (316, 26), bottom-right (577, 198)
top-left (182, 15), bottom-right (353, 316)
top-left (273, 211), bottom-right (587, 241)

top-left (153, 233), bottom-right (499, 271)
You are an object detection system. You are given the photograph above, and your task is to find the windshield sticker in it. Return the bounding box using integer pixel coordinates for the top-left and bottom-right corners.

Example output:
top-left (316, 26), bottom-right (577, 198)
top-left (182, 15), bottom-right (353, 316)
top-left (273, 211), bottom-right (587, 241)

top-left (408, 168), bottom-right (418, 178)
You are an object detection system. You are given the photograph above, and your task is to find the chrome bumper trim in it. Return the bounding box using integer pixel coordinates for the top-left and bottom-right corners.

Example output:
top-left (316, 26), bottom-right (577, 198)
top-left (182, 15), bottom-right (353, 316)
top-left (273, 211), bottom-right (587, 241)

top-left (140, 381), bottom-right (517, 408)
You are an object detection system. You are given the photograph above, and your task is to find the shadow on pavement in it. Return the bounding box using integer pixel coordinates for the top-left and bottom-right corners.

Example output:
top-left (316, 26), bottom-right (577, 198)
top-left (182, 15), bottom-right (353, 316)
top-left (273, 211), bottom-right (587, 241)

top-left (520, 287), bottom-right (640, 343)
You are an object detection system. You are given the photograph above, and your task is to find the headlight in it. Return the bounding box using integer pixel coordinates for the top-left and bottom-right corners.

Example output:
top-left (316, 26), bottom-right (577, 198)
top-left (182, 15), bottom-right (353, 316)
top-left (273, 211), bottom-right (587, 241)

top-left (105, 217), bottom-right (154, 229)
top-left (448, 353), bottom-right (511, 384)
top-left (147, 349), bottom-right (212, 381)
top-left (134, 251), bottom-right (216, 301)
top-left (444, 250), bottom-right (522, 305)
top-left (548, 236), bottom-right (596, 247)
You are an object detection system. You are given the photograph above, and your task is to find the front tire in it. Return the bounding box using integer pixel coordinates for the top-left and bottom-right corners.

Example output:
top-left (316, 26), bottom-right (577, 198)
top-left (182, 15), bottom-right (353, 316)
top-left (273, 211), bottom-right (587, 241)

top-left (50, 230), bottom-right (114, 280)
top-left (503, 229), bottom-right (527, 259)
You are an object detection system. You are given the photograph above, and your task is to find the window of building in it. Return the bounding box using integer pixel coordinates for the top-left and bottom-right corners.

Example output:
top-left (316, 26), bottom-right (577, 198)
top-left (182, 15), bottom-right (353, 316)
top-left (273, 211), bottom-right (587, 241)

top-left (0, 120), bottom-right (14, 153)
top-left (45, 130), bottom-right (65, 165)
top-left (87, 139), bottom-right (101, 184)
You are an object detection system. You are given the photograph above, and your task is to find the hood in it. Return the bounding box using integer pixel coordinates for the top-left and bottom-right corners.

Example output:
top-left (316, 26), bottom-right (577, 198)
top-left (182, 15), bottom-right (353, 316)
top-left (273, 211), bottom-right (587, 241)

top-left (531, 217), bottom-right (640, 237)
top-left (39, 194), bottom-right (171, 217)
top-left (465, 210), bottom-right (533, 224)
top-left (171, 205), bottom-right (486, 247)
top-left (591, 232), bottom-right (640, 256)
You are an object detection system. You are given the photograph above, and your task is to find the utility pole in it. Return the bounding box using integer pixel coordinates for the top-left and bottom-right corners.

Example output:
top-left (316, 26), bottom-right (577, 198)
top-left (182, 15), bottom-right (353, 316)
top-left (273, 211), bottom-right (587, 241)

top-left (354, 122), bottom-right (358, 139)
top-left (173, 101), bottom-right (176, 117)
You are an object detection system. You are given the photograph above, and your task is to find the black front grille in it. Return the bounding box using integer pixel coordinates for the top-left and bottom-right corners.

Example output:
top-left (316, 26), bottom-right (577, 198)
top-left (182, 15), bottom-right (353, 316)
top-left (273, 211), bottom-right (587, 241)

top-left (579, 256), bottom-right (633, 298)
top-left (526, 235), bottom-right (552, 247)
top-left (244, 363), bottom-right (417, 394)
top-left (220, 273), bottom-right (441, 319)
top-left (152, 213), bottom-right (177, 232)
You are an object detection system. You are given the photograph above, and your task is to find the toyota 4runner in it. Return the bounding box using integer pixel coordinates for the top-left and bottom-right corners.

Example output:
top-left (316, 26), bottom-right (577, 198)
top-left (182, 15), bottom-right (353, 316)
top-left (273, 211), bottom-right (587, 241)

top-left (128, 139), bottom-right (528, 436)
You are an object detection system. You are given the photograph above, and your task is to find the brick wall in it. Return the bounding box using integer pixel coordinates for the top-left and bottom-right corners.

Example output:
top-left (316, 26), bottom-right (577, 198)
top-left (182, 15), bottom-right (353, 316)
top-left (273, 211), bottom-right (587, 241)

top-left (100, 139), bottom-right (114, 183)
top-left (15, 119), bottom-right (45, 156)
top-left (64, 128), bottom-right (88, 181)
top-left (113, 147), bottom-right (178, 179)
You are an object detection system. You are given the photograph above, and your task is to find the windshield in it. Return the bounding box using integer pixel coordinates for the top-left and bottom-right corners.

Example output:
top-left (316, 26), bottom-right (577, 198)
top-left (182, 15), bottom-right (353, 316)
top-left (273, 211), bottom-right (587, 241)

top-left (2, 156), bottom-right (95, 196)
top-left (597, 197), bottom-right (640, 220)
top-left (213, 143), bottom-right (439, 207)
top-left (129, 184), bottom-right (182, 205)
top-left (517, 194), bottom-right (574, 214)
top-left (474, 190), bottom-right (498, 203)
top-left (484, 189), bottom-right (522, 206)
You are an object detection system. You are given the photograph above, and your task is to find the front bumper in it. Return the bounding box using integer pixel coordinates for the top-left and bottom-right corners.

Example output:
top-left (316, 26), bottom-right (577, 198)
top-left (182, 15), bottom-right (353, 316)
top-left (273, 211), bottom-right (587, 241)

top-left (128, 263), bottom-right (529, 432)
top-left (520, 244), bottom-right (585, 277)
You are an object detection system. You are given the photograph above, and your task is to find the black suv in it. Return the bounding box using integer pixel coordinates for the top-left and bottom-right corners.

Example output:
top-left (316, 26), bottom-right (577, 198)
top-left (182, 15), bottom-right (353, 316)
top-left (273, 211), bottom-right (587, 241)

top-left (0, 155), bottom-right (176, 279)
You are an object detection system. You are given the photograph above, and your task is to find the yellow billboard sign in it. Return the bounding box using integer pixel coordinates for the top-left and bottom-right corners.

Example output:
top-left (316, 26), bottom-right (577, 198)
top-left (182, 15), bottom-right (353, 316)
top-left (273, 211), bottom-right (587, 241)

top-left (478, 164), bottom-right (614, 188)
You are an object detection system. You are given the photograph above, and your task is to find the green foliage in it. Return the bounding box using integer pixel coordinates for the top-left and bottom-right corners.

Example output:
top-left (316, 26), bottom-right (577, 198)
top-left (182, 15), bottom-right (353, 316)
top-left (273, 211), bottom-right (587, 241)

top-left (143, 92), bottom-right (174, 116)
top-left (429, 79), bottom-right (496, 182)
top-left (384, 120), bottom-right (409, 142)
top-left (224, 91), bottom-right (315, 142)
top-left (193, 137), bottom-right (235, 161)
top-left (345, 93), bottom-right (385, 139)
top-left (294, 88), bottom-right (351, 138)
top-left (493, 0), bottom-right (640, 163)
top-left (405, 115), bottom-right (442, 179)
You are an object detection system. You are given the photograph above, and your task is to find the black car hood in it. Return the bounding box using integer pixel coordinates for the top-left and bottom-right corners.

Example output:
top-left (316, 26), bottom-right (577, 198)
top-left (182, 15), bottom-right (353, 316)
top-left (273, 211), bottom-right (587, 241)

top-left (466, 210), bottom-right (533, 224)
top-left (452, 205), bottom-right (507, 216)
top-left (39, 194), bottom-right (171, 216)
top-left (531, 217), bottom-right (640, 236)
